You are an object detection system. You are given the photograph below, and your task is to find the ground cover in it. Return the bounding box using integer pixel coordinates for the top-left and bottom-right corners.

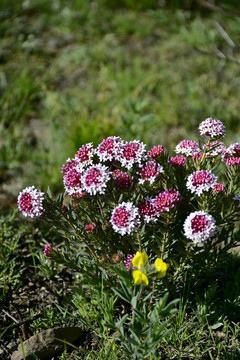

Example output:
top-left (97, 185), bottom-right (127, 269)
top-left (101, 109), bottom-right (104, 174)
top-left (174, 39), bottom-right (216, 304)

top-left (1, 1), bottom-right (240, 359)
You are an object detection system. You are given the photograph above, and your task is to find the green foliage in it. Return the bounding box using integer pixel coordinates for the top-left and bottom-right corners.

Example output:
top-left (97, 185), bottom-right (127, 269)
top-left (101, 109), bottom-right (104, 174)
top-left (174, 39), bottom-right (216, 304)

top-left (1, 1), bottom-right (240, 194)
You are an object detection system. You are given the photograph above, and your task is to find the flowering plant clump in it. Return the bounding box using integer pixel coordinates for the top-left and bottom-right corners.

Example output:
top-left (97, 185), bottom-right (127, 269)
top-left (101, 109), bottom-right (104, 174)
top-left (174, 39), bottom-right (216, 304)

top-left (18, 119), bottom-right (239, 297)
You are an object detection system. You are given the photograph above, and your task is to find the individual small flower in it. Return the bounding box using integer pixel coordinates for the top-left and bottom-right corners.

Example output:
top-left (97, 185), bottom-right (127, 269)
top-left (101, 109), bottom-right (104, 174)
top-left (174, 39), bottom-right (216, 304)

top-left (148, 145), bottom-right (164, 159)
top-left (213, 183), bottom-right (224, 194)
top-left (203, 141), bottom-right (226, 158)
top-left (186, 170), bottom-right (218, 196)
top-left (137, 161), bottom-right (164, 185)
top-left (199, 118), bottom-right (226, 139)
top-left (124, 254), bottom-right (135, 272)
top-left (183, 211), bottom-right (217, 244)
top-left (84, 223), bottom-right (96, 233)
top-left (138, 198), bottom-right (157, 223)
top-left (97, 136), bottom-right (124, 162)
top-left (110, 202), bottom-right (140, 236)
top-left (175, 140), bottom-right (201, 157)
top-left (132, 251), bottom-right (148, 268)
top-left (133, 270), bottom-right (149, 286)
top-left (119, 140), bottom-right (147, 170)
top-left (154, 258), bottom-right (169, 278)
top-left (168, 155), bottom-right (186, 168)
top-left (61, 158), bottom-right (84, 197)
top-left (18, 186), bottom-right (45, 218)
top-left (222, 143), bottom-right (240, 166)
top-left (112, 169), bottom-right (134, 190)
top-left (152, 189), bottom-right (180, 215)
top-left (75, 143), bottom-right (96, 169)
top-left (81, 164), bottom-right (111, 195)
top-left (43, 244), bottom-right (53, 257)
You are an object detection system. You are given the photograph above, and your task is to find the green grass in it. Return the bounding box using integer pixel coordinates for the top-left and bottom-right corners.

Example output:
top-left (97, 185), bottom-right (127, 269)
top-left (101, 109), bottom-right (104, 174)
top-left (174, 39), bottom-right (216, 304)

top-left (1, 0), bottom-right (240, 195)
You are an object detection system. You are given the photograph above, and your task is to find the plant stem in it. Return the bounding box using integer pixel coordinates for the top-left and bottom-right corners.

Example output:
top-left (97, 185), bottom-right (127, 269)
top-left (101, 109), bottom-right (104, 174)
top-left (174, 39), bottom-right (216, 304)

top-left (197, 138), bottom-right (210, 171)
top-left (161, 216), bottom-right (170, 259)
top-left (173, 244), bottom-right (195, 280)
top-left (137, 230), bottom-right (142, 252)
top-left (96, 195), bottom-right (106, 221)
top-left (53, 204), bottom-right (99, 261)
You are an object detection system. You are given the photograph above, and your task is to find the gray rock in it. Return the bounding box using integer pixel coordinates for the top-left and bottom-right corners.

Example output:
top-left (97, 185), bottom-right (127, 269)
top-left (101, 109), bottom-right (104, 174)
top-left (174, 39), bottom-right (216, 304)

top-left (11, 326), bottom-right (84, 360)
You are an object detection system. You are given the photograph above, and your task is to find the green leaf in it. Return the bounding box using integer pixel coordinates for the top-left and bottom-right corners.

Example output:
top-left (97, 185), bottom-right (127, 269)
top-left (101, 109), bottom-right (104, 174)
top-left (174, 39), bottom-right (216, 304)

top-left (112, 288), bottom-right (131, 304)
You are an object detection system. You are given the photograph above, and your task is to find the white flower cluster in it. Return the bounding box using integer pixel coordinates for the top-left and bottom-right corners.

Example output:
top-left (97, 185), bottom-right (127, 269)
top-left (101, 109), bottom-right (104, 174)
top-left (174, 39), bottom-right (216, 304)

top-left (81, 164), bottom-right (111, 195)
top-left (183, 210), bottom-right (216, 244)
top-left (18, 186), bottom-right (45, 218)
top-left (199, 118), bottom-right (226, 138)
top-left (186, 170), bottom-right (218, 196)
top-left (175, 140), bottom-right (200, 157)
top-left (110, 202), bottom-right (140, 236)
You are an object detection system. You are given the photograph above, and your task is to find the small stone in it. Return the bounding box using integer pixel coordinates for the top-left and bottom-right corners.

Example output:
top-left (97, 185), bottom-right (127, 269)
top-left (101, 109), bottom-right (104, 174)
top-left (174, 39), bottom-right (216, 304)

top-left (11, 326), bottom-right (84, 360)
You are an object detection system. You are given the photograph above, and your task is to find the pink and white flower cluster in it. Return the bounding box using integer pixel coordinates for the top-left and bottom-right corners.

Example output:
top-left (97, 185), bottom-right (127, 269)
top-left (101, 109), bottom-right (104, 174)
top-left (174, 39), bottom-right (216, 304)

top-left (168, 155), bottom-right (186, 168)
top-left (175, 140), bottom-right (200, 157)
top-left (137, 161), bottom-right (164, 185)
top-left (199, 118), bottom-right (226, 139)
top-left (138, 190), bottom-right (180, 223)
top-left (183, 211), bottom-right (216, 244)
top-left (204, 141), bottom-right (226, 158)
top-left (18, 186), bottom-right (45, 218)
top-left (110, 202), bottom-right (140, 236)
top-left (186, 170), bottom-right (218, 196)
top-left (222, 143), bottom-right (240, 166)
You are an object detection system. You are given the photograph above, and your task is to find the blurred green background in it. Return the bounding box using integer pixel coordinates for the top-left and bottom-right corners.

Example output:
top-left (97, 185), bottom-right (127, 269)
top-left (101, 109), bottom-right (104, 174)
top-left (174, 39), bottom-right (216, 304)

top-left (1, 0), bottom-right (240, 206)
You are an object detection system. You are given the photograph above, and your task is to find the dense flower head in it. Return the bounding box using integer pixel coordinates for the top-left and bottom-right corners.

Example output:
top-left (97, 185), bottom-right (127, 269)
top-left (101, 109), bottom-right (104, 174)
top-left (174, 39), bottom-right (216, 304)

top-left (152, 189), bottom-right (180, 215)
top-left (97, 136), bottom-right (124, 162)
top-left (81, 164), bottom-right (111, 195)
top-left (204, 141), bottom-right (226, 158)
top-left (112, 169), bottom-right (134, 190)
top-left (213, 183), bottom-right (224, 194)
top-left (222, 143), bottom-right (240, 166)
top-left (84, 223), bottom-right (96, 233)
top-left (183, 211), bottom-right (217, 244)
top-left (138, 198), bottom-right (157, 223)
top-left (62, 158), bottom-right (84, 197)
top-left (175, 140), bottom-right (200, 157)
top-left (168, 155), bottom-right (187, 168)
top-left (75, 143), bottom-right (95, 169)
top-left (110, 202), bottom-right (140, 235)
top-left (43, 244), bottom-right (53, 257)
top-left (137, 161), bottom-right (164, 184)
top-left (124, 254), bottom-right (135, 272)
top-left (148, 145), bottom-right (164, 159)
top-left (119, 140), bottom-right (147, 170)
top-left (199, 118), bottom-right (226, 138)
top-left (18, 186), bottom-right (45, 218)
top-left (186, 170), bottom-right (218, 196)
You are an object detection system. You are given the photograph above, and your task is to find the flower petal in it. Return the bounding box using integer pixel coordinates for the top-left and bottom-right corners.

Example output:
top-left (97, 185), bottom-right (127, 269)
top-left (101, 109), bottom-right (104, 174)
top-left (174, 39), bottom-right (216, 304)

top-left (132, 252), bottom-right (148, 268)
top-left (154, 258), bottom-right (169, 278)
top-left (133, 270), bottom-right (149, 286)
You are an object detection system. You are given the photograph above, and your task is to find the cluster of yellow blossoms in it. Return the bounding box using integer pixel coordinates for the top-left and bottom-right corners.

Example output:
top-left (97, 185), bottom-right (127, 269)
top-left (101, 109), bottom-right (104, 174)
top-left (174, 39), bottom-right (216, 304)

top-left (132, 252), bottom-right (169, 286)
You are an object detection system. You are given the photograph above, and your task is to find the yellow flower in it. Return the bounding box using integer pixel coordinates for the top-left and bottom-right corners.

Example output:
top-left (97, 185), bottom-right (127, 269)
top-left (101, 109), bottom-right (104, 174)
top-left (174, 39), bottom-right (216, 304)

top-left (132, 251), bottom-right (148, 268)
top-left (154, 258), bottom-right (169, 278)
top-left (133, 270), bottom-right (149, 286)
